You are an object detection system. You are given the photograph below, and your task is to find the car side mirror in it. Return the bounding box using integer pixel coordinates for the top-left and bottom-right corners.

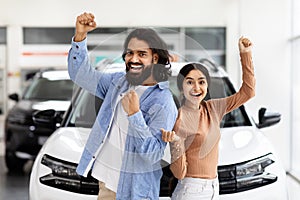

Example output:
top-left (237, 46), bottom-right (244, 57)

top-left (32, 109), bottom-right (62, 129)
top-left (8, 93), bottom-right (19, 102)
top-left (256, 107), bottom-right (281, 129)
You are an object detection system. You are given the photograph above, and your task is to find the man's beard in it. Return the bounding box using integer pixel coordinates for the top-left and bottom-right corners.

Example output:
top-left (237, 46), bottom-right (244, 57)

top-left (126, 64), bottom-right (153, 86)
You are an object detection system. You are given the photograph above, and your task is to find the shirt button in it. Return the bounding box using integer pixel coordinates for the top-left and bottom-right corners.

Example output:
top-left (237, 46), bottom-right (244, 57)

top-left (73, 56), bottom-right (76, 59)
top-left (76, 45), bottom-right (79, 49)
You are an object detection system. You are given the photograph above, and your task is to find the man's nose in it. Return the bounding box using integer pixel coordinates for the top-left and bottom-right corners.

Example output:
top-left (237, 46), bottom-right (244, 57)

top-left (131, 53), bottom-right (139, 62)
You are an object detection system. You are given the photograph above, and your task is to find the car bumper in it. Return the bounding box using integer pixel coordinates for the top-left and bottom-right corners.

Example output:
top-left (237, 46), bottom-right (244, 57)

top-left (6, 124), bottom-right (51, 159)
top-left (30, 163), bottom-right (288, 200)
top-left (30, 178), bottom-right (287, 200)
top-left (220, 178), bottom-right (288, 200)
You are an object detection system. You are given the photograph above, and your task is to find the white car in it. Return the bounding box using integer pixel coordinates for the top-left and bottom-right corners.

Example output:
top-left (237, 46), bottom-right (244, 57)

top-left (29, 61), bottom-right (288, 200)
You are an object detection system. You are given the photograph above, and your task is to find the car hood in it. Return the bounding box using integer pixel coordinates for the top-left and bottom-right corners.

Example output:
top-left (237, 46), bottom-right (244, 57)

top-left (218, 126), bottom-right (276, 165)
top-left (40, 127), bottom-right (90, 163)
top-left (40, 126), bottom-right (276, 167)
top-left (11, 100), bottom-right (70, 113)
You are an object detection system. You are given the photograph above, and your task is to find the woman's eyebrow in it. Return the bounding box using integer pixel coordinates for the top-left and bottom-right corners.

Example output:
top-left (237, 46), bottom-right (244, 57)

top-left (185, 76), bottom-right (206, 80)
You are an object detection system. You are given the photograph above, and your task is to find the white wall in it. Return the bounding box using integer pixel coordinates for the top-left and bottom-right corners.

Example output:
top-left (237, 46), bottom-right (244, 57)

top-left (238, 0), bottom-right (291, 170)
top-left (0, 0), bottom-right (292, 169)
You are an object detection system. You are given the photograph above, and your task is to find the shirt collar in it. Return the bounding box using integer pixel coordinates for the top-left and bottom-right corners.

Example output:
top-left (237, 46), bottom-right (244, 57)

top-left (157, 81), bottom-right (170, 90)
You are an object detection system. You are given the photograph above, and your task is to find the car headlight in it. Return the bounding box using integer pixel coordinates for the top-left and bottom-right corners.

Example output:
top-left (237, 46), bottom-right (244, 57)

top-left (218, 153), bottom-right (277, 194)
top-left (40, 154), bottom-right (99, 195)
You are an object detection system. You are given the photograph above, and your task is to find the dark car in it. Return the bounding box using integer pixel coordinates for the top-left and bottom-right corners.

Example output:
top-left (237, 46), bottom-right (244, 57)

top-left (4, 69), bottom-right (74, 172)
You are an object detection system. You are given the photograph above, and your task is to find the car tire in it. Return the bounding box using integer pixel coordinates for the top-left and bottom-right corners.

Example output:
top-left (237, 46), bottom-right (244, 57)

top-left (5, 150), bottom-right (27, 173)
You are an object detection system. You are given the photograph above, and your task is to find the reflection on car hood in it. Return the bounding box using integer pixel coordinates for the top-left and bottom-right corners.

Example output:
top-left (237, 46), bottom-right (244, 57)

top-left (31, 100), bottom-right (70, 111)
top-left (40, 127), bottom-right (90, 163)
top-left (12, 100), bottom-right (70, 112)
top-left (219, 126), bottom-right (275, 165)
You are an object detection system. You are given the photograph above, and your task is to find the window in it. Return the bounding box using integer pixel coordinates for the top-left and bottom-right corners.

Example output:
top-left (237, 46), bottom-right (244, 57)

top-left (86, 27), bottom-right (226, 68)
top-left (290, 0), bottom-right (300, 179)
top-left (0, 27), bottom-right (6, 114)
top-left (0, 27), bottom-right (6, 44)
top-left (23, 27), bottom-right (75, 44)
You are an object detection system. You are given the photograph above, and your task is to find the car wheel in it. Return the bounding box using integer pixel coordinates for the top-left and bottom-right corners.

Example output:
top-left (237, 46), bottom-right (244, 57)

top-left (5, 150), bottom-right (27, 173)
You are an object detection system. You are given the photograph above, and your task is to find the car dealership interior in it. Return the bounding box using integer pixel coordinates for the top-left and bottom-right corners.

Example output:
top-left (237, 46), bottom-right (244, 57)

top-left (1, 0), bottom-right (300, 199)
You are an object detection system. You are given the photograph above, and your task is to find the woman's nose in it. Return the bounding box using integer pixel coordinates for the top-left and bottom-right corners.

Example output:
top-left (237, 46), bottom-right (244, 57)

top-left (194, 83), bottom-right (201, 90)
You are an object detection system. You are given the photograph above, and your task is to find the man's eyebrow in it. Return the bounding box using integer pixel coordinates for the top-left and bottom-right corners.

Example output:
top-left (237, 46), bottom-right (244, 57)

top-left (126, 49), bottom-right (149, 53)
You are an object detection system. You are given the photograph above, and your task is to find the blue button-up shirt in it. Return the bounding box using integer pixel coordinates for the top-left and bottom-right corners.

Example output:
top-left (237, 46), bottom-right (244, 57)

top-left (68, 38), bottom-right (178, 200)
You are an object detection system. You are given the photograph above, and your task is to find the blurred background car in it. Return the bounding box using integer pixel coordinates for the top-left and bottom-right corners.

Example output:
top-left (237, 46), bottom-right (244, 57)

top-left (29, 62), bottom-right (288, 200)
top-left (4, 69), bottom-right (74, 173)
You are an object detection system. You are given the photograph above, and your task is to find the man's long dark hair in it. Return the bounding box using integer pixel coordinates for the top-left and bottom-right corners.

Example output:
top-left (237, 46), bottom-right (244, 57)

top-left (122, 28), bottom-right (172, 82)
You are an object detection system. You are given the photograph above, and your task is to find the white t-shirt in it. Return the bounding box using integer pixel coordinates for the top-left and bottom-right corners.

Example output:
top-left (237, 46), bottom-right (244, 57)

top-left (92, 85), bottom-right (150, 192)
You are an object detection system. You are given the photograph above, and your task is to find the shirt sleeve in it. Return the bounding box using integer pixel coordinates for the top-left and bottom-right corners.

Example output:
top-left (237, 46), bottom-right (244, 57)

top-left (169, 138), bottom-right (188, 180)
top-left (67, 37), bottom-right (113, 99)
top-left (127, 100), bottom-right (178, 164)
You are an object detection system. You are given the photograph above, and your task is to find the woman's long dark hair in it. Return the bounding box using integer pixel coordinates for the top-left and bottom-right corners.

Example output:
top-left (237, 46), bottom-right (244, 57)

top-left (122, 28), bottom-right (172, 82)
top-left (177, 63), bottom-right (211, 105)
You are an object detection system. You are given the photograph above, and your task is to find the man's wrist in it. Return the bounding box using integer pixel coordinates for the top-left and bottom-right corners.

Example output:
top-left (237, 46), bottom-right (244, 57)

top-left (74, 33), bottom-right (87, 42)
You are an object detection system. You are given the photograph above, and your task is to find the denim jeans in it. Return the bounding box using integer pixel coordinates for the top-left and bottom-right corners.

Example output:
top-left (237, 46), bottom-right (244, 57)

top-left (171, 177), bottom-right (219, 200)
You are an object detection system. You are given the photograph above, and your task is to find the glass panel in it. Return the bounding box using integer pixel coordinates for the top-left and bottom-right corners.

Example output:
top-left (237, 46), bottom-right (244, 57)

top-left (292, 0), bottom-right (300, 36)
top-left (185, 27), bottom-right (226, 66)
top-left (86, 27), bottom-right (226, 68)
top-left (69, 90), bottom-right (102, 128)
top-left (23, 27), bottom-right (75, 44)
top-left (0, 27), bottom-right (6, 44)
top-left (0, 69), bottom-right (3, 114)
top-left (23, 73), bottom-right (74, 101)
top-left (90, 28), bottom-right (128, 34)
top-left (290, 0), bottom-right (300, 178)
top-left (291, 38), bottom-right (300, 177)
top-left (185, 27), bottom-right (226, 50)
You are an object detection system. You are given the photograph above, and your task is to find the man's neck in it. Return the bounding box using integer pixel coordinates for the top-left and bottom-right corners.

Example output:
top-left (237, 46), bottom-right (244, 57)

top-left (142, 75), bottom-right (157, 86)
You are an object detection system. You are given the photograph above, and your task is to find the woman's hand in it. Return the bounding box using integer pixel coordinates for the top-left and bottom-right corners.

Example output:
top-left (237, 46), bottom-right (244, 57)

top-left (161, 128), bottom-right (180, 142)
top-left (239, 36), bottom-right (252, 53)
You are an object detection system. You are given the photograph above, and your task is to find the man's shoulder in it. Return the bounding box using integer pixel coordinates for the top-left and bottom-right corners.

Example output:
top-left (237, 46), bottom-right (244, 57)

top-left (150, 86), bottom-right (177, 107)
top-left (111, 71), bottom-right (126, 78)
top-left (101, 71), bottom-right (126, 80)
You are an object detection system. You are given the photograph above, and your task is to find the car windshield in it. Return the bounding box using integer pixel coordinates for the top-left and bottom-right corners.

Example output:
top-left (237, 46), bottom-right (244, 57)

top-left (23, 77), bottom-right (74, 101)
top-left (68, 90), bottom-right (102, 128)
top-left (67, 76), bottom-right (251, 128)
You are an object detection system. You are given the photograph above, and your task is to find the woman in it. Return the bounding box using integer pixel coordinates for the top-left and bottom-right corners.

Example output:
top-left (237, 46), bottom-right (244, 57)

top-left (161, 37), bottom-right (255, 200)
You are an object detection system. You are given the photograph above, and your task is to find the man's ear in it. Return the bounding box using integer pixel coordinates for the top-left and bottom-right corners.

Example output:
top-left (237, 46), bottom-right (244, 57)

top-left (153, 54), bottom-right (159, 64)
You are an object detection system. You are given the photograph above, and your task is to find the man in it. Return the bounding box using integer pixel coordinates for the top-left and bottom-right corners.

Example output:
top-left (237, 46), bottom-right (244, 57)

top-left (68, 12), bottom-right (178, 200)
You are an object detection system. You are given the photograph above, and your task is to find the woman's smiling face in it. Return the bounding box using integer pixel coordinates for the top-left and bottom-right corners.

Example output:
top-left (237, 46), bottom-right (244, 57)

top-left (182, 69), bottom-right (208, 109)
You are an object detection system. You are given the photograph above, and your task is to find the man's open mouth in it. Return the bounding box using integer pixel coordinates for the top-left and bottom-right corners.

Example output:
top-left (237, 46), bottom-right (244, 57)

top-left (129, 64), bottom-right (144, 72)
